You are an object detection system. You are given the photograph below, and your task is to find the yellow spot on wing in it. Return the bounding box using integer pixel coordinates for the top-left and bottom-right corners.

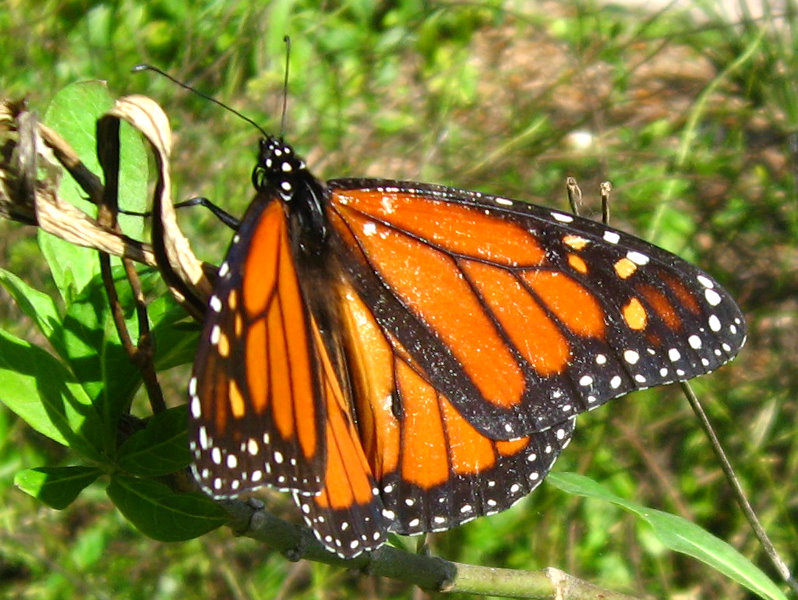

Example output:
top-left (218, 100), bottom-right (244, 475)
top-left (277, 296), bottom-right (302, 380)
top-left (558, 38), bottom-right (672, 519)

top-left (614, 257), bottom-right (637, 279)
top-left (567, 253), bottom-right (588, 274)
top-left (217, 331), bottom-right (230, 357)
top-left (622, 297), bottom-right (648, 330)
top-left (229, 379), bottom-right (246, 418)
top-left (563, 235), bottom-right (589, 250)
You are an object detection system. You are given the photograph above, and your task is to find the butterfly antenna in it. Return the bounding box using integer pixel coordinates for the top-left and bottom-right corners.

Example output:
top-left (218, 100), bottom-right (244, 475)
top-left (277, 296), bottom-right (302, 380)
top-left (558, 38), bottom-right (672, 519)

top-left (132, 64), bottom-right (270, 139)
top-left (280, 35), bottom-right (291, 138)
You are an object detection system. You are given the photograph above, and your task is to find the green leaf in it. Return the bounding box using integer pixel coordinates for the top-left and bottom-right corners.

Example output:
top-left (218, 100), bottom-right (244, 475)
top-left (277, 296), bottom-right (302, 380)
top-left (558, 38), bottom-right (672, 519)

top-left (41, 81), bottom-right (113, 299)
top-left (115, 114), bottom-right (149, 241)
top-left (41, 80), bottom-right (148, 300)
top-left (70, 520), bottom-right (110, 569)
top-left (58, 273), bottom-right (141, 418)
top-left (0, 329), bottom-right (105, 460)
top-left (15, 466), bottom-right (102, 509)
top-left (0, 266), bottom-right (145, 457)
top-left (107, 475), bottom-right (227, 541)
top-left (549, 473), bottom-right (788, 600)
top-left (0, 267), bottom-right (62, 344)
top-left (117, 406), bottom-right (191, 477)
top-left (147, 294), bottom-right (201, 371)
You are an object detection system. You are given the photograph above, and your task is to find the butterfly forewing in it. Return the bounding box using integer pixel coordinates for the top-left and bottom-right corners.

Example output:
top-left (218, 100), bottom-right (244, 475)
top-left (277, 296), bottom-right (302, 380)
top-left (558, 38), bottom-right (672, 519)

top-left (189, 195), bottom-right (326, 497)
top-left (327, 180), bottom-right (746, 439)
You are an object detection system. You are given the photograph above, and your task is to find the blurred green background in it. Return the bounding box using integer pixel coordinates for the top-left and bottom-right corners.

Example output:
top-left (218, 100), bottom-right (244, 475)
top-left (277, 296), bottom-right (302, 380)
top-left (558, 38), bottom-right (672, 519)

top-left (1, 0), bottom-right (796, 598)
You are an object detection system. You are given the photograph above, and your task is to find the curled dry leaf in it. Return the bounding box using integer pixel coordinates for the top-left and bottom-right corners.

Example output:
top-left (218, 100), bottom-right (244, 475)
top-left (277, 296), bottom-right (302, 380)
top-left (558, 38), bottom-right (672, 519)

top-left (1, 100), bottom-right (43, 224)
top-left (102, 95), bottom-right (213, 316)
top-left (0, 95), bottom-right (215, 317)
top-left (0, 98), bottom-right (155, 266)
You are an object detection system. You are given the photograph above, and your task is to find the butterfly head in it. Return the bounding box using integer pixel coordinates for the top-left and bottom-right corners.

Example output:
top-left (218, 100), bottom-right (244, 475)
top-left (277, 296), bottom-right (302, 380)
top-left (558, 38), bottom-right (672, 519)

top-left (252, 136), bottom-right (308, 201)
top-left (252, 136), bottom-right (330, 256)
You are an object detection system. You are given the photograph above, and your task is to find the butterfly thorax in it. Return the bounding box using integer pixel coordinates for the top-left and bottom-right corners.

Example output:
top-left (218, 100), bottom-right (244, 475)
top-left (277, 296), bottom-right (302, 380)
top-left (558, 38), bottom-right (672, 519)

top-left (253, 136), bottom-right (329, 258)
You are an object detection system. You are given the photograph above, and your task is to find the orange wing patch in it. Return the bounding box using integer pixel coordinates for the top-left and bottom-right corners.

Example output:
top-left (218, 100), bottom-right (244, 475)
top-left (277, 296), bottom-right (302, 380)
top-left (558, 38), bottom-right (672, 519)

top-left (460, 259), bottom-right (570, 376)
top-left (637, 283), bottom-right (682, 330)
top-left (523, 272), bottom-right (606, 339)
top-left (660, 272), bottom-right (701, 314)
top-left (622, 297), bottom-right (648, 330)
top-left (334, 204), bottom-right (526, 409)
top-left (335, 188), bottom-right (546, 266)
top-left (244, 201), bottom-right (318, 461)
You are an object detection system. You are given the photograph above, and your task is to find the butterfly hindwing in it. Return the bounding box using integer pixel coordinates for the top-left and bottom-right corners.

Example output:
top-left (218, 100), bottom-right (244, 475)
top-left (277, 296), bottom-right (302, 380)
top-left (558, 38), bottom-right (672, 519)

top-left (291, 320), bottom-right (390, 557)
top-left (327, 179), bottom-right (746, 439)
top-left (189, 195), bottom-right (326, 497)
top-left (336, 282), bottom-right (575, 536)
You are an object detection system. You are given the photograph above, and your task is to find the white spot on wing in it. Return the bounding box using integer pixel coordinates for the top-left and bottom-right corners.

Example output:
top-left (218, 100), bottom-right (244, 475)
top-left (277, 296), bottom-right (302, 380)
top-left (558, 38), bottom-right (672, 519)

top-left (697, 275), bottom-right (714, 288)
top-left (624, 350), bottom-right (640, 365)
top-left (198, 426), bottom-right (209, 449)
top-left (190, 396), bottom-right (201, 419)
top-left (705, 289), bottom-right (722, 306)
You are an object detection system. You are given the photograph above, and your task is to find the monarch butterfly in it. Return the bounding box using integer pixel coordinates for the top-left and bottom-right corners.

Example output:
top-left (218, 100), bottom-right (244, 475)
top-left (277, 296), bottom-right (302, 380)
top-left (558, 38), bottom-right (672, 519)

top-left (187, 135), bottom-right (746, 559)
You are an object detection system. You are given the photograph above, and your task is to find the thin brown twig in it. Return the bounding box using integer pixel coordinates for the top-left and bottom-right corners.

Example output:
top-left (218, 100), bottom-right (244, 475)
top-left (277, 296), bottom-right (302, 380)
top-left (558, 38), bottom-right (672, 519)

top-left (566, 176), bottom-right (582, 215)
top-left (600, 181), bottom-right (612, 226)
top-left (680, 381), bottom-right (797, 595)
top-left (95, 113), bottom-right (166, 415)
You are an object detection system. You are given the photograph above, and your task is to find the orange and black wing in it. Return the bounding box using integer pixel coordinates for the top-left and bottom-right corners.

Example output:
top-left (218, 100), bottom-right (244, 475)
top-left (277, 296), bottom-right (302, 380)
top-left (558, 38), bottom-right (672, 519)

top-left (188, 133), bottom-right (746, 559)
top-left (327, 179), bottom-right (746, 440)
top-left (331, 283), bottom-right (575, 535)
top-left (291, 320), bottom-right (390, 557)
top-left (188, 193), bottom-right (326, 497)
